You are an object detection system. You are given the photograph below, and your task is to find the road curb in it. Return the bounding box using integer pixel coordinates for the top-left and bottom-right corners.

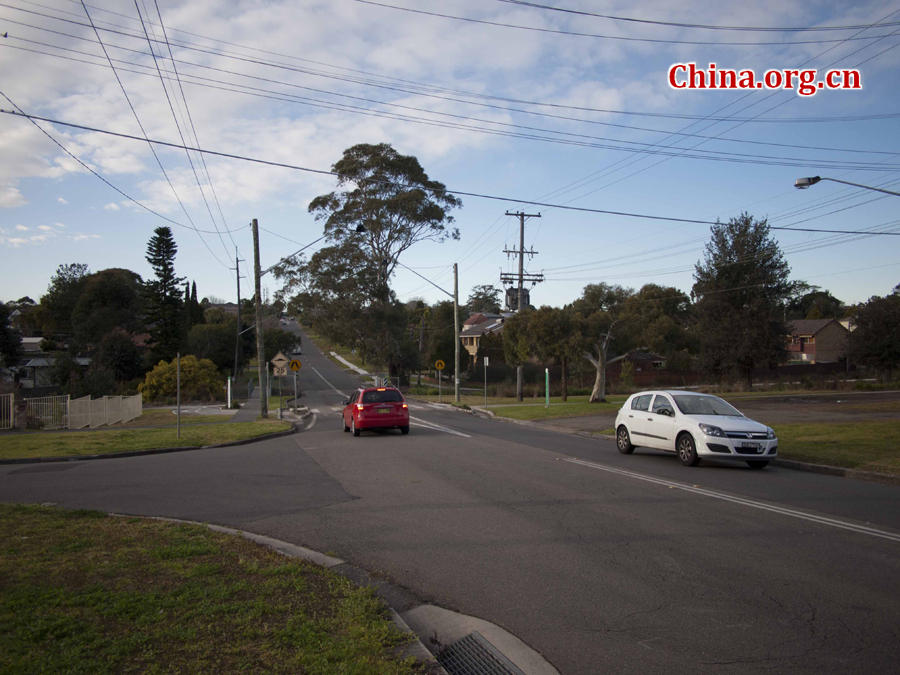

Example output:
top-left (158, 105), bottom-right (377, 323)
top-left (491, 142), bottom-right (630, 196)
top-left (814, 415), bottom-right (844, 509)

top-left (0, 422), bottom-right (297, 466)
top-left (111, 514), bottom-right (447, 674)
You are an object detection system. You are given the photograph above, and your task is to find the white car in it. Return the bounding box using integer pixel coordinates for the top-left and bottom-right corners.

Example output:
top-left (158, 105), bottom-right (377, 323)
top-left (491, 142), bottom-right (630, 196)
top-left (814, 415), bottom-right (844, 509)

top-left (614, 390), bottom-right (777, 469)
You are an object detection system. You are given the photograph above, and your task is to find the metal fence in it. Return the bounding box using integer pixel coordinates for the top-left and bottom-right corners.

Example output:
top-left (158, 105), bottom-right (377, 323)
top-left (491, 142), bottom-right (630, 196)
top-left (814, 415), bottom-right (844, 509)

top-left (0, 393), bottom-right (13, 430)
top-left (69, 395), bottom-right (92, 429)
top-left (24, 395), bottom-right (69, 430)
top-left (107, 396), bottom-right (123, 425)
top-left (89, 397), bottom-right (107, 428)
top-left (122, 394), bottom-right (141, 423)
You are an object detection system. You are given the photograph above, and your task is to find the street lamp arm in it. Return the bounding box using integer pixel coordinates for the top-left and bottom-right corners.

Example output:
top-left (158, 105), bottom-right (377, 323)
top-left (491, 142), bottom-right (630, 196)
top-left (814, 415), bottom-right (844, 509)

top-left (795, 175), bottom-right (900, 197)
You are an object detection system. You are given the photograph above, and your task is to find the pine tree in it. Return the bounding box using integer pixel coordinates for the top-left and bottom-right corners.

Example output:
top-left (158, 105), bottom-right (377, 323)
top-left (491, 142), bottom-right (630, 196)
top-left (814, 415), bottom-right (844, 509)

top-left (144, 227), bottom-right (185, 362)
top-left (190, 281), bottom-right (204, 325)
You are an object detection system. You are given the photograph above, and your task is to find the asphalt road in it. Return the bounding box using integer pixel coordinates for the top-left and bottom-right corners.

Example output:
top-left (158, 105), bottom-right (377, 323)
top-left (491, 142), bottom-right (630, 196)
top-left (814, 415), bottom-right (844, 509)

top-left (3, 321), bottom-right (899, 674)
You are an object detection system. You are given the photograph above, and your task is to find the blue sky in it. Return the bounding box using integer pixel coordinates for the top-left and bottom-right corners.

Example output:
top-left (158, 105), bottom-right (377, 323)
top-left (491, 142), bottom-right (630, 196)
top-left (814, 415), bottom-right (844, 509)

top-left (2, 0), bottom-right (899, 310)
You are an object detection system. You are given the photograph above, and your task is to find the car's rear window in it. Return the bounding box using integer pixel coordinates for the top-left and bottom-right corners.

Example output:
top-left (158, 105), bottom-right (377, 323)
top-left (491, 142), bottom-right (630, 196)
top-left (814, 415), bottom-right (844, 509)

top-left (631, 394), bottom-right (652, 411)
top-left (362, 390), bottom-right (404, 403)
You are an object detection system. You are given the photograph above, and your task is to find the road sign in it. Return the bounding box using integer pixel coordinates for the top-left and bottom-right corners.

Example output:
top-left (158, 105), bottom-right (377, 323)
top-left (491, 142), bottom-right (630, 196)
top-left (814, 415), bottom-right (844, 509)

top-left (484, 356), bottom-right (489, 367)
top-left (288, 359), bottom-right (302, 372)
top-left (273, 365), bottom-right (288, 376)
top-left (271, 351), bottom-right (289, 369)
top-left (435, 359), bottom-right (445, 371)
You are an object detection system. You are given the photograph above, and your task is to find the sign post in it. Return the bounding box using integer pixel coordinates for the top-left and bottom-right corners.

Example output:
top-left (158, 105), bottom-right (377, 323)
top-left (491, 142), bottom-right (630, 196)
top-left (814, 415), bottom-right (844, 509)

top-left (271, 352), bottom-right (290, 420)
top-left (288, 359), bottom-right (302, 413)
top-left (545, 367), bottom-right (550, 408)
top-left (435, 360), bottom-right (445, 403)
top-left (484, 356), bottom-right (489, 408)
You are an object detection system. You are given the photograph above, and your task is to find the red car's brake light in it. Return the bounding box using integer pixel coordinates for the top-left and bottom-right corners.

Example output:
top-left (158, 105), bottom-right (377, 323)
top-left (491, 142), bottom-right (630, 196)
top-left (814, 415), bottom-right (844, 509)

top-left (402, 403), bottom-right (408, 409)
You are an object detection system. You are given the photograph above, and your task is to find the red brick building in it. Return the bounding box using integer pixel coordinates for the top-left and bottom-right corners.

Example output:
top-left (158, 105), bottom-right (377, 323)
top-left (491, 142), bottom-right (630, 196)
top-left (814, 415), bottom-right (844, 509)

top-left (786, 319), bottom-right (849, 364)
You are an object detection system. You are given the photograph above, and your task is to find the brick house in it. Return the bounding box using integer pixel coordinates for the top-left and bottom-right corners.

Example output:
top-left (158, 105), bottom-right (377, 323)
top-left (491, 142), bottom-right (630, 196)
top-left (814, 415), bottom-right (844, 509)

top-left (786, 319), bottom-right (849, 364)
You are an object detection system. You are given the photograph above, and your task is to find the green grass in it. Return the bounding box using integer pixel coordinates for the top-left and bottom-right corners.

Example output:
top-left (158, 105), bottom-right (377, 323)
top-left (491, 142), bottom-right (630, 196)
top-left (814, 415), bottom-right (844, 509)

top-left (0, 504), bottom-right (417, 674)
top-left (303, 330), bottom-right (385, 374)
top-left (0, 421), bottom-right (291, 460)
top-left (120, 410), bottom-right (233, 427)
top-left (487, 401), bottom-right (622, 420)
top-left (772, 420), bottom-right (900, 475)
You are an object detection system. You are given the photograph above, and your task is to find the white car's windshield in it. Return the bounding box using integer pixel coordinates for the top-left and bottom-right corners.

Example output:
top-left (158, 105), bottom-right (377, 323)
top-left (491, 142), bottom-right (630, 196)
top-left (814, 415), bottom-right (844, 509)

top-left (673, 395), bottom-right (742, 417)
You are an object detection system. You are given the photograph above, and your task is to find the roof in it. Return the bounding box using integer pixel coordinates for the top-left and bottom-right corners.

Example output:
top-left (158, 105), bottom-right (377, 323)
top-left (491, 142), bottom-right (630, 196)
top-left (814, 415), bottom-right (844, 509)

top-left (25, 357), bottom-right (91, 368)
top-left (460, 317), bottom-right (504, 337)
top-left (20, 337), bottom-right (44, 352)
top-left (463, 312), bottom-right (502, 327)
top-left (787, 319), bottom-right (846, 336)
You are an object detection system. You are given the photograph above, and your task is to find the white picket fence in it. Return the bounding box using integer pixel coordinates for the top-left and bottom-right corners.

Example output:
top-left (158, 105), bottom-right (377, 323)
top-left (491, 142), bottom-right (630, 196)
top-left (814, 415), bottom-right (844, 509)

top-left (0, 393), bottom-right (13, 431)
top-left (24, 395), bottom-right (69, 430)
top-left (21, 394), bottom-right (142, 430)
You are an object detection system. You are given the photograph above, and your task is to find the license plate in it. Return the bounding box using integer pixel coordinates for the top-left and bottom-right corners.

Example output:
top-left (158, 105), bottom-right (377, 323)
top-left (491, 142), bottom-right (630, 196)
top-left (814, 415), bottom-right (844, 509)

top-left (377, 408), bottom-right (391, 414)
top-left (742, 442), bottom-right (761, 450)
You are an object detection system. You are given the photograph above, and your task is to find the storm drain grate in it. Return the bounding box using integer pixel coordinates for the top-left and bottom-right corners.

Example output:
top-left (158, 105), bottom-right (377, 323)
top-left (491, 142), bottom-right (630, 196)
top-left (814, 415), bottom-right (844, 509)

top-left (436, 631), bottom-right (525, 675)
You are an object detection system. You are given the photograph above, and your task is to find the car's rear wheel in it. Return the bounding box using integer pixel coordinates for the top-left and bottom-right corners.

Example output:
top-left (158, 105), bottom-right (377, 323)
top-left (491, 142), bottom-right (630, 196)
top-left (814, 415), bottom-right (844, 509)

top-left (616, 426), bottom-right (634, 454)
top-left (351, 418), bottom-right (360, 437)
top-left (677, 433), bottom-right (700, 466)
top-left (400, 426), bottom-right (410, 435)
top-left (746, 460), bottom-right (769, 470)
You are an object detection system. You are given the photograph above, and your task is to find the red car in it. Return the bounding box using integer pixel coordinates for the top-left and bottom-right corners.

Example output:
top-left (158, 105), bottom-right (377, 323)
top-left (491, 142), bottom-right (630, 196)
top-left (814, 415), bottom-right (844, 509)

top-left (342, 386), bottom-right (410, 436)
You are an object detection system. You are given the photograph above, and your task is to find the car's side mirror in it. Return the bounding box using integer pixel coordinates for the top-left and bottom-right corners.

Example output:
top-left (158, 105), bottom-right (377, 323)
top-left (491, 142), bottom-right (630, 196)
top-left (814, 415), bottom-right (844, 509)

top-left (342, 399), bottom-right (349, 405)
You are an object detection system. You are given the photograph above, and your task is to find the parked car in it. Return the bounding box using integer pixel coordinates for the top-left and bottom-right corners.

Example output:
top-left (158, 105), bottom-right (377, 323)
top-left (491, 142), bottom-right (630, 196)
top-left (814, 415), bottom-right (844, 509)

top-left (342, 386), bottom-right (410, 436)
top-left (614, 390), bottom-right (777, 469)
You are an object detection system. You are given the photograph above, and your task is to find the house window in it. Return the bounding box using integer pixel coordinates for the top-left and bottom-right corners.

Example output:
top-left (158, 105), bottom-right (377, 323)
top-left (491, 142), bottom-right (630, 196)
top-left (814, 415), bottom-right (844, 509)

top-left (808, 336), bottom-right (815, 344)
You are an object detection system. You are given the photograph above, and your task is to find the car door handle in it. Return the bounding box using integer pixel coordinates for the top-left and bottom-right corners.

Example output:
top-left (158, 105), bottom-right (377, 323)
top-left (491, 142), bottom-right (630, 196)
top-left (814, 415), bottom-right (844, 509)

top-left (628, 414), bottom-right (633, 418)
top-left (647, 418), bottom-right (653, 421)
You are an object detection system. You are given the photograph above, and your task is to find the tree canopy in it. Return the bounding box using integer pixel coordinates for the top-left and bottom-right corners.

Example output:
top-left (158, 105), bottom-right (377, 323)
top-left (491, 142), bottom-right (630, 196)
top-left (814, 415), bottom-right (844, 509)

top-left (144, 227), bottom-right (185, 363)
top-left (692, 213), bottom-right (798, 386)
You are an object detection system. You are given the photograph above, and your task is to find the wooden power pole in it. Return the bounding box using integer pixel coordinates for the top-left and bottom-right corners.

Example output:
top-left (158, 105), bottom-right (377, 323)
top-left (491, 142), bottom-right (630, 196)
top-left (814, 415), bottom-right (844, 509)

top-left (504, 211), bottom-right (541, 402)
top-left (251, 219), bottom-right (268, 418)
top-left (454, 262), bottom-right (460, 403)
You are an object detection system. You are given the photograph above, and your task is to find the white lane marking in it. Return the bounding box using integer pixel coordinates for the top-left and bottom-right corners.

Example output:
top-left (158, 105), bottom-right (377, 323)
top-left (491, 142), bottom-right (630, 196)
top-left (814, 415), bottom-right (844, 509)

top-left (310, 408), bottom-right (320, 414)
top-left (305, 414), bottom-right (317, 430)
top-left (565, 458), bottom-right (900, 544)
top-left (311, 366), bottom-right (349, 397)
top-left (331, 406), bottom-right (344, 412)
top-left (409, 416), bottom-right (471, 438)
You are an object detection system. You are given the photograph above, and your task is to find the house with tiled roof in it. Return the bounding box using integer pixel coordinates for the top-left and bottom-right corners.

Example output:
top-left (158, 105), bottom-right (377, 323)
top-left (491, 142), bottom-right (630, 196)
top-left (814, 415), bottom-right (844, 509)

top-left (459, 312), bottom-right (512, 365)
top-left (786, 319), bottom-right (849, 364)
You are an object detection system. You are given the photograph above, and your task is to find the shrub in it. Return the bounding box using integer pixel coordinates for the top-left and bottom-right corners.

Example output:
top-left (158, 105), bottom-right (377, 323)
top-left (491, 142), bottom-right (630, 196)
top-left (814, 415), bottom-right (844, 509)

top-left (139, 355), bottom-right (224, 402)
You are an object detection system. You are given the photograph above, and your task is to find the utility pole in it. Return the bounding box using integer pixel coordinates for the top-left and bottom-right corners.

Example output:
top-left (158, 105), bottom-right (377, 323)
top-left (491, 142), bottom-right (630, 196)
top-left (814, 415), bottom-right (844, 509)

top-left (454, 262), bottom-right (460, 403)
top-left (417, 312), bottom-right (426, 386)
top-left (504, 211), bottom-right (541, 402)
top-left (251, 219), bottom-right (268, 418)
top-left (232, 247), bottom-right (245, 381)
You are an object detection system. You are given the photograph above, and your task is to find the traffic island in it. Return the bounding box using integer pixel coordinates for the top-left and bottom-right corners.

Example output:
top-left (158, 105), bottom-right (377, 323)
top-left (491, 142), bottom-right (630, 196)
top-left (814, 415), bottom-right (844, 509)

top-left (0, 504), bottom-right (426, 674)
top-left (0, 420), bottom-right (294, 464)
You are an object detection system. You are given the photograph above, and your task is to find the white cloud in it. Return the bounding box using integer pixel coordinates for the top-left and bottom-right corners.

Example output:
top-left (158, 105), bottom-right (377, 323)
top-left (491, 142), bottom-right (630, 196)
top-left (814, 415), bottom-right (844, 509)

top-left (38, 225), bottom-right (56, 231)
top-left (0, 186), bottom-right (28, 208)
top-left (103, 203), bottom-right (121, 211)
top-left (58, 197), bottom-right (68, 204)
top-left (1, 237), bottom-right (30, 247)
top-left (15, 225), bottom-right (28, 231)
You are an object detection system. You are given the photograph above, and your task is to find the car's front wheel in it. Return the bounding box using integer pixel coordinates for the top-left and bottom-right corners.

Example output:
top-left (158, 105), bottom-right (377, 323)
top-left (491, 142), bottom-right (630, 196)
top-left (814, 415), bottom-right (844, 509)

top-left (352, 418), bottom-right (360, 437)
top-left (616, 426), bottom-right (634, 454)
top-left (746, 460), bottom-right (769, 470)
top-left (677, 433), bottom-right (700, 466)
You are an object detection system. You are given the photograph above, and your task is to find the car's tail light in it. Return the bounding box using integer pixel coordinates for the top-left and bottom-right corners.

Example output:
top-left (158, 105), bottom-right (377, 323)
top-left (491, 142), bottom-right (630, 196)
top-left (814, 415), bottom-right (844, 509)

top-left (402, 403), bottom-right (408, 409)
top-left (356, 404), bottom-right (364, 411)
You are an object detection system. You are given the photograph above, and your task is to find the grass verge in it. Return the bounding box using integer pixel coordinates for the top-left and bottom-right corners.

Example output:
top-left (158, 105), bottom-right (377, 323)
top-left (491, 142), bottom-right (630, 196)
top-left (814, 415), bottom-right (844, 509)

top-left (485, 400), bottom-right (623, 420)
top-left (120, 410), bottom-right (233, 428)
top-left (0, 504), bottom-right (417, 674)
top-left (772, 420), bottom-right (900, 475)
top-left (0, 420), bottom-right (291, 461)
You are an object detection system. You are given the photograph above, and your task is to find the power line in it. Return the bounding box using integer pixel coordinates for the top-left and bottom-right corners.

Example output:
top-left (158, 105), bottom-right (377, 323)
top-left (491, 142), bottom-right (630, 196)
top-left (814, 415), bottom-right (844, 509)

top-left (9, 27), bottom-right (899, 166)
top-left (76, 0), bottom-right (230, 269)
top-left (5, 3), bottom-right (900, 124)
top-left (5, 107), bottom-right (900, 239)
top-left (495, 1), bottom-right (900, 32)
top-left (353, 0), bottom-right (900, 45)
top-left (0, 90), bottom-right (247, 236)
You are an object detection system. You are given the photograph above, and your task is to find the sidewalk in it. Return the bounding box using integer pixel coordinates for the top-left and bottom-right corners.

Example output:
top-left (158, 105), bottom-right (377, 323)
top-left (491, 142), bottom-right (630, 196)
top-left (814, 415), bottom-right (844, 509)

top-left (230, 388), bottom-right (260, 423)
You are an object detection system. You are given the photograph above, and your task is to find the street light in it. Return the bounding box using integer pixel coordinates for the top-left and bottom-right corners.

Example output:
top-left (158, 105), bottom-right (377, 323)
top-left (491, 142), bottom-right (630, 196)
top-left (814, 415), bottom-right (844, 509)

top-left (794, 175), bottom-right (900, 197)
